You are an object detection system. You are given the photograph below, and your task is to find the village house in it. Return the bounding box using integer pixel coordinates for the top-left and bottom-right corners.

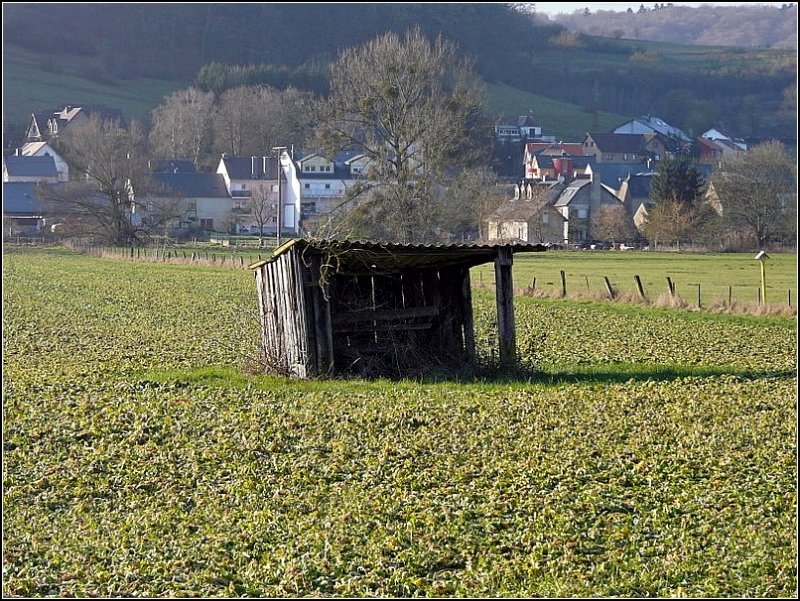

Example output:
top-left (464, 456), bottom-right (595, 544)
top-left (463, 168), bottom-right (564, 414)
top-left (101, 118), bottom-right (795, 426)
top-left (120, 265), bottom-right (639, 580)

top-left (216, 154), bottom-right (287, 235)
top-left (3, 182), bottom-right (45, 235)
top-left (26, 104), bottom-right (126, 143)
top-left (16, 142), bottom-right (69, 181)
top-left (494, 114), bottom-right (546, 141)
top-left (523, 142), bottom-right (585, 180)
top-left (135, 171), bottom-right (232, 234)
top-left (486, 182), bottom-right (565, 244)
top-left (2, 155), bottom-right (60, 184)
top-left (613, 115), bottom-right (691, 143)
top-left (282, 150), bottom-right (372, 234)
top-left (581, 132), bottom-right (667, 165)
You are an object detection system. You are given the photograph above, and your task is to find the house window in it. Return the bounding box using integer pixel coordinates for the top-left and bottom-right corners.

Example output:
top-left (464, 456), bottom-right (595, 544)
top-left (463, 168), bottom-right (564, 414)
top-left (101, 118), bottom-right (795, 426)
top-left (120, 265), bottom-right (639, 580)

top-left (188, 202), bottom-right (197, 211)
top-left (577, 208), bottom-right (588, 219)
top-left (542, 212), bottom-right (549, 224)
top-left (325, 184), bottom-right (331, 189)
top-left (304, 183), bottom-right (311, 189)
top-left (272, 184), bottom-right (278, 192)
top-left (306, 165), bottom-right (316, 172)
top-left (241, 184), bottom-right (247, 190)
top-left (200, 218), bottom-right (214, 231)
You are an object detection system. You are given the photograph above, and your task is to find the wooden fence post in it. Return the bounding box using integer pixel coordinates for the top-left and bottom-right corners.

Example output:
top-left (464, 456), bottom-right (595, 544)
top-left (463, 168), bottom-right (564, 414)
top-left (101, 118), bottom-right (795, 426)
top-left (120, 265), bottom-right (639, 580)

top-left (604, 276), bottom-right (615, 299)
top-left (634, 275), bottom-right (646, 299)
top-left (560, 270), bottom-right (567, 297)
top-left (666, 277), bottom-right (675, 298)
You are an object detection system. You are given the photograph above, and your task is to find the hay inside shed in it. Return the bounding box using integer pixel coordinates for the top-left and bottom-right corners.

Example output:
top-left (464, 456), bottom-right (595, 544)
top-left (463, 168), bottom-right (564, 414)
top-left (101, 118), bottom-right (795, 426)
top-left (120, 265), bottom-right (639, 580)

top-left (250, 239), bottom-right (546, 378)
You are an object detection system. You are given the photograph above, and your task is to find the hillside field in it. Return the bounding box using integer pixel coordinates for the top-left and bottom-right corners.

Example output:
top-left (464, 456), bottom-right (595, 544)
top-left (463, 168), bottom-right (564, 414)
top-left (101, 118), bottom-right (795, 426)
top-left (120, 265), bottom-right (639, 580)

top-left (2, 247), bottom-right (797, 597)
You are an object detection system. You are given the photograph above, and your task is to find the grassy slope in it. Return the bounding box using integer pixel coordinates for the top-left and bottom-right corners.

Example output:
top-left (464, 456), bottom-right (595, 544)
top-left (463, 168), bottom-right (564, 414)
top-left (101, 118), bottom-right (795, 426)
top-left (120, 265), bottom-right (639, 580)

top-left (484, 83), bottom-right (626, 140)
top-left (2, 45), bottom-right (183, 125)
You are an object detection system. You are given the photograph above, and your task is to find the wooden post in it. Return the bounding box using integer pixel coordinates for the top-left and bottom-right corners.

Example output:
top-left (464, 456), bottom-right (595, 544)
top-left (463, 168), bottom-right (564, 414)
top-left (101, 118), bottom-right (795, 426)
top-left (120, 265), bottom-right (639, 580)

top-left (461, 267), bottom-right (476, 364)
top-left (310, 255), bottom-right (334, 376)
top-left (560, 269), bottom-right (567, 297)
top-left (760, 260), bottom-right (767, 304)
top-left (494, 246), bottom-right (516, 368)
top-left (634, 275), bottom-right (645, 299)
top-left (666, 277), bottom-right (675, 298)
top-left (604, 276), bottom-right (615, 299)
top-left (728, 286), bottom-right (732, 306)
top-left (585, 275), bottom-right (590, 292)
top-left (789, 289), bottom-right (792, 307)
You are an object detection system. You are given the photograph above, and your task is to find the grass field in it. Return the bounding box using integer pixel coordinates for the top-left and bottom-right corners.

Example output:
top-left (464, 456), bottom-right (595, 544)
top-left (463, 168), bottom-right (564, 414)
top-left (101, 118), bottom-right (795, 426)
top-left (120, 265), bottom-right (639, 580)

top-left (3, 247), bottom-right (797, 597)
top-left (474, 250), bottom-right (798, 310)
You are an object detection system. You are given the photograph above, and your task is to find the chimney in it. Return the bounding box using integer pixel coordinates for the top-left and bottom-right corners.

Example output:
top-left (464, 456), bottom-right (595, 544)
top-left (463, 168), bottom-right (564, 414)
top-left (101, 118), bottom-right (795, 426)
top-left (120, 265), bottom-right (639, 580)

top-left (263, 156), bottom-right (268, 178)
top-left (251, 156), bottom-right (257, 178)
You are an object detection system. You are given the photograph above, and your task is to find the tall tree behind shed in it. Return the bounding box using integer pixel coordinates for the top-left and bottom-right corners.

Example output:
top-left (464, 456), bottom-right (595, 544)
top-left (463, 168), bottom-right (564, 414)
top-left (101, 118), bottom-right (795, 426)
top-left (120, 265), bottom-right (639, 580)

top-left (315, 27), bottom-right (490, 243)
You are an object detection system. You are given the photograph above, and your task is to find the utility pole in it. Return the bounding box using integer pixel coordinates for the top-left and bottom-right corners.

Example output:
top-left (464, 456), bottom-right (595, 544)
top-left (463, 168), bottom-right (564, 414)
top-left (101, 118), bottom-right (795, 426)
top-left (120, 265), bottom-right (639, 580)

top-left (272, 146), bottom-right (287, 246)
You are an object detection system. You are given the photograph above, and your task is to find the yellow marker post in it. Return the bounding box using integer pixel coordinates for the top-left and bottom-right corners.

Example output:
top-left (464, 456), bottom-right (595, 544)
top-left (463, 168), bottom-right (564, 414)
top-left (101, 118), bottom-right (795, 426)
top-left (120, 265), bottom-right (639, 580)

top-left (755, 251), bottom-right (769, 305)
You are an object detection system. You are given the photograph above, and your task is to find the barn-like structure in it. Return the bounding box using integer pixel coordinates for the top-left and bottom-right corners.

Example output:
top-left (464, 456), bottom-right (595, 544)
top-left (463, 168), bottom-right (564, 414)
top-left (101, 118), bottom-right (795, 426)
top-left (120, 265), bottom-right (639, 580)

top-left (250, 239), bottom-right (546, 378)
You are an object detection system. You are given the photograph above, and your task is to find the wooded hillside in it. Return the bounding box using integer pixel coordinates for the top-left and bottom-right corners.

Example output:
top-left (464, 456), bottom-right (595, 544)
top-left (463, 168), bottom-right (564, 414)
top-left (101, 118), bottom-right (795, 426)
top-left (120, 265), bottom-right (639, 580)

top-left (3, 3), bottom-right (796, 145)
top-left (550, 3), bottom-right (797, 49)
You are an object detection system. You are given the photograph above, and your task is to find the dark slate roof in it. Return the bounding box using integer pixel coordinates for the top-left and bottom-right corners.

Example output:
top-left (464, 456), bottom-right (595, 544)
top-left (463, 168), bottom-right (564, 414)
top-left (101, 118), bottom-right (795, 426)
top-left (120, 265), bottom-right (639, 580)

top-left (4, 155), bottom-right (58, 177)
top-left (588, 163), bottom-right (649, 188)
top-left (220, 156), bottom-right (280, 180)
top-left (587, 133), bottom-right (650, 153)
top-left (254, 238), bottom-right (547, 275)
top-left (554, 179), bottom-right (592, 207)
top-left (3, 182), bottom-right (43, 215)
top-left (151, 172), bottom-right (230, 198)
top-left (623, 173), bottom-right (655, 199)
top-left (149, 158), bottom-right (197, 173)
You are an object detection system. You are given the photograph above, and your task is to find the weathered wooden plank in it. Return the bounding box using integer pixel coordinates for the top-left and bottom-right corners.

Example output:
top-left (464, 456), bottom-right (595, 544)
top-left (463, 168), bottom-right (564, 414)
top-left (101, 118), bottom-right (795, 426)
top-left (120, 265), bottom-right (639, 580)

top-left (460, 267), bottom-right (475, 363)
top-left (494, 246), bottom-right (516, 367)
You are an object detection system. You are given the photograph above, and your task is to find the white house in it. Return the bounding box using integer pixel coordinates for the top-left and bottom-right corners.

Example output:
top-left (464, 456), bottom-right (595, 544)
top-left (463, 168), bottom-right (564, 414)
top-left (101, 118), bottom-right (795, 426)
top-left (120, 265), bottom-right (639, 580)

top-left (18, 142), bottom-right (69, 181)
top-left (283, 150), bottom-right (371, 234)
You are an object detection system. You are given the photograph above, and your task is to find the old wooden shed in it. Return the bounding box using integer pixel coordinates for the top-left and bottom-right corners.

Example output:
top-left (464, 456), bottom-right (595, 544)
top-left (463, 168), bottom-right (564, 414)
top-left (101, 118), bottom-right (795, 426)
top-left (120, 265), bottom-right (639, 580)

top-left (250, 239), bottom-right (546, 378)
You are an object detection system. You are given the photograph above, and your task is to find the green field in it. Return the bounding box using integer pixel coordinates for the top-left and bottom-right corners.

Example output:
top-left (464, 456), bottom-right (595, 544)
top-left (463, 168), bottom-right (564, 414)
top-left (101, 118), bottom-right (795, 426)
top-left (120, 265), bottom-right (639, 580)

top-left (475, 250), bottom-right (798, 310)
top-left (3, 247), bottom-right (797, 597)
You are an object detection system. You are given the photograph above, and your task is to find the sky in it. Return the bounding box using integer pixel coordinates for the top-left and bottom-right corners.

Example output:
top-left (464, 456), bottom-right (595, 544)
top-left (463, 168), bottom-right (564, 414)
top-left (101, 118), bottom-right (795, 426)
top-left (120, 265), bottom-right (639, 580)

top-left (533, 2), bottom-right (791, 16)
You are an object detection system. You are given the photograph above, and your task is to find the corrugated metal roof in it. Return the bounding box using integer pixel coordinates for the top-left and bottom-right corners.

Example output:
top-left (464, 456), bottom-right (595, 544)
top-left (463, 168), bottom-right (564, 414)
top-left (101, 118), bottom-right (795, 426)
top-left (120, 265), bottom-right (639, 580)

top-left (251, 238), bottom-right (546, 274)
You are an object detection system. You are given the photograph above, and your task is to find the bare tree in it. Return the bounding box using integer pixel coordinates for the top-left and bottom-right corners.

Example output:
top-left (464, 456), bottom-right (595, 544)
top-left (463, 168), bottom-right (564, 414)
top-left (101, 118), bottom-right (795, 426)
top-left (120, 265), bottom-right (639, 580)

top-left (213, 85), bottom-right (313, 158)
top-left (43, 116), bottom-right (169, 244)
top-left (639, 199), bottom-right (697, 250)
top-left (592, 203), bottom-right (637, 245)
top-left (315, 27), bottom-right (489, 242)
top-left (711, 141), bottom-right (797, 248)
top-left (440, 166), bottom-right (506, 241)
top-left (149, 87), bottom-right (215, 168)
top-left (250, 186), bottom-right (277, 246)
